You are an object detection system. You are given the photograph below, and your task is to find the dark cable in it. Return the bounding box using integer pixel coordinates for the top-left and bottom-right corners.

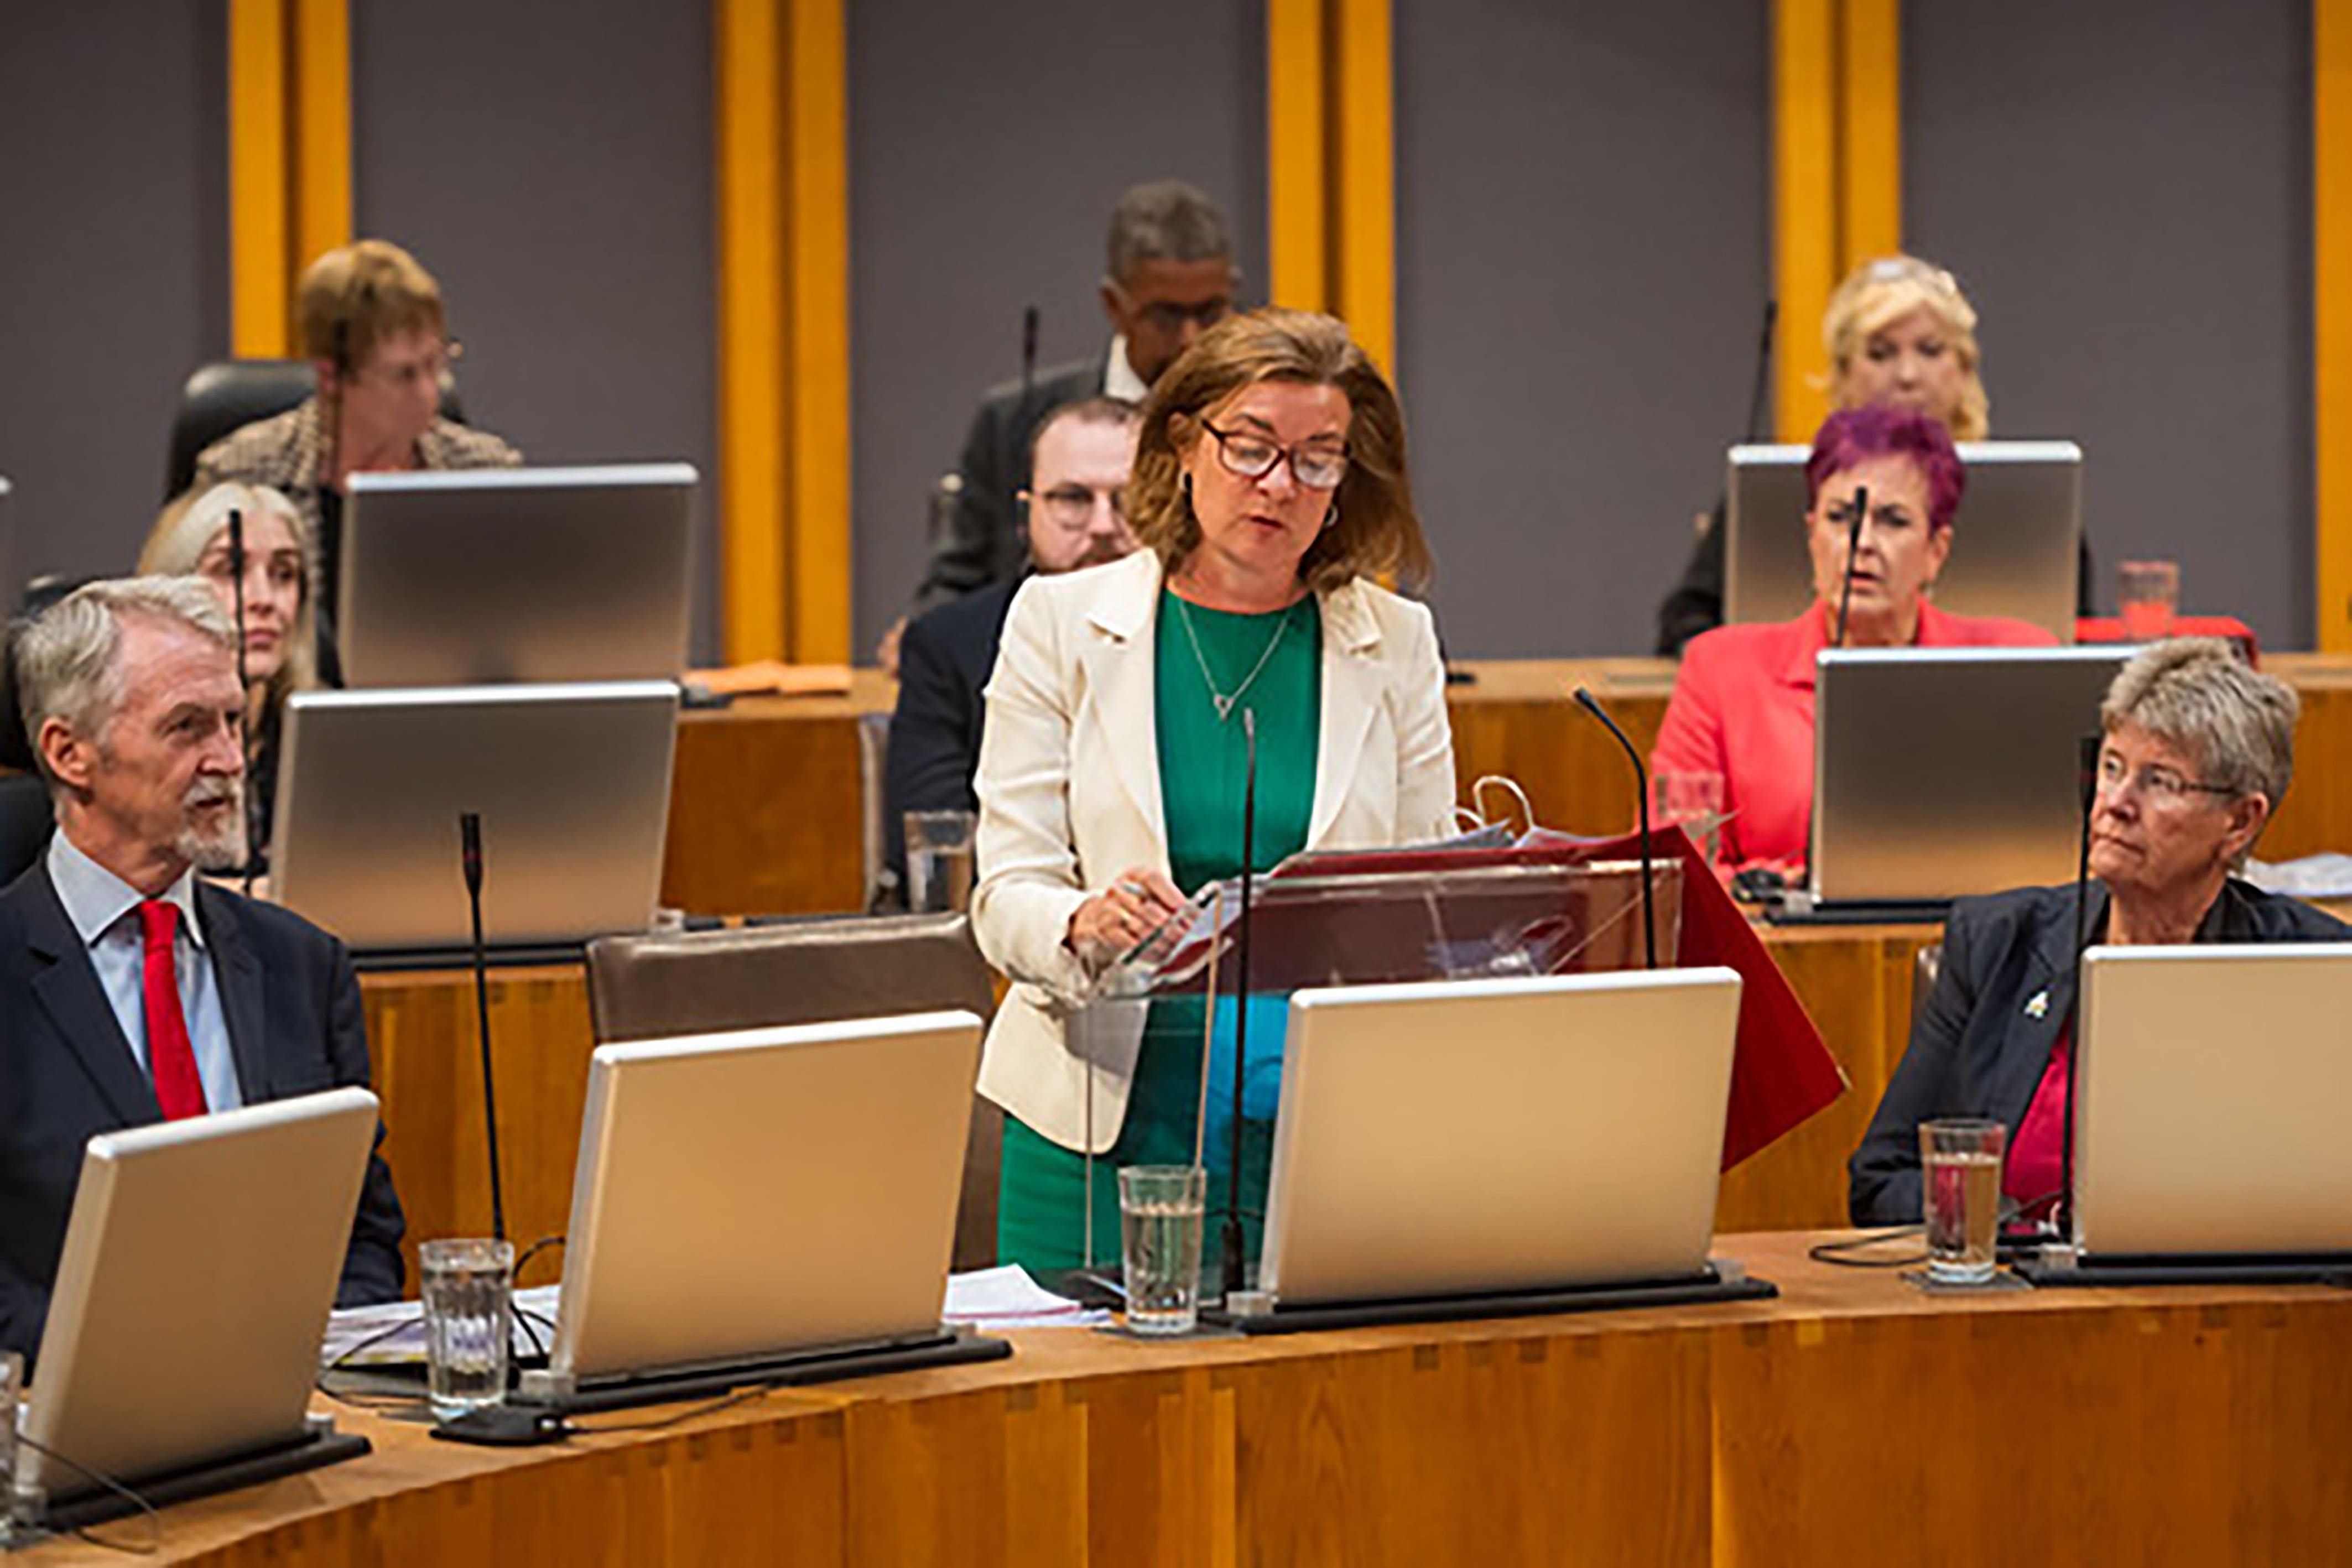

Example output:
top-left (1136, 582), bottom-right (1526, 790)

top-left (1741, 298), bottom-right (1778, 444)
top-left (1220, 707), bottom-right (1260, 1302)
top-left (1831, 485), bottom-right (1870, 648)
top-left (460, 811), bottom-right (506, 1243)
top-left (1572, 687), bottom-right (1658, 969)
top-left (12, 1431), bottom-right (164, 1555)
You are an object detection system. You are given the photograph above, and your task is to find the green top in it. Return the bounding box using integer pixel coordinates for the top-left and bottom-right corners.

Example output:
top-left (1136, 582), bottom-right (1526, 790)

top-left (1154, 588), bottom-right (1323, 888)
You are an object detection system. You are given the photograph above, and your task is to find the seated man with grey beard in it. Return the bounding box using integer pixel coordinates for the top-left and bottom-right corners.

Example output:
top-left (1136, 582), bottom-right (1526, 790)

top-left (0, 577), bottom-right (405, 1364)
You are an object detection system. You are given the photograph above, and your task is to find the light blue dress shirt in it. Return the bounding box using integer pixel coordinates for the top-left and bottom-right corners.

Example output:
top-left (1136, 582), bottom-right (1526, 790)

top-left (46, 832), bottom-right (244, 1113)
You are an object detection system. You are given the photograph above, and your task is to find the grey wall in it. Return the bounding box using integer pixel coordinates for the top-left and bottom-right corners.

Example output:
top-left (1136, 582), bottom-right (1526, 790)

top-left (0, 2), bottom-right (227, 595)
top-left (847, 0), bottom-right (1268, 648)
top-left (1906, 0), bottom-right (2313, 647)
top-left (1395, 0), bottom-right (1770, 659)
top-left (352, 0), bottom-right (720, 660)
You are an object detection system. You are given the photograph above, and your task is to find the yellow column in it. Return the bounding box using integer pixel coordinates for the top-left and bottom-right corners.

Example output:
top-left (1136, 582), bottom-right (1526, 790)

top-left (1266, 0), bottom-right (1394, 372)
top-left (1773, 0), bottom-right (1903, 442)
top-left (715, 0), bottom-right (851, 665)
top-left (2319, 0), bottom-right (2352, 649)
top-left (228, 0), bottom-right (350, 358)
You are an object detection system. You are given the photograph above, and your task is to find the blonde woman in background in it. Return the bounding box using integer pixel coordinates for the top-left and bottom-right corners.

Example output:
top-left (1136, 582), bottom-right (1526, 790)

top-left (139, 481), bottom-right (322, 871)
top-left (1656, 254), bottom-right (2011, 655)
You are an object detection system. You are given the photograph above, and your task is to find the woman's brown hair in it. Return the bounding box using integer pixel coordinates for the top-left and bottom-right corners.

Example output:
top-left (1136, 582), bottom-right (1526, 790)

top-left (1128, 308), bottom-right (1431, 592)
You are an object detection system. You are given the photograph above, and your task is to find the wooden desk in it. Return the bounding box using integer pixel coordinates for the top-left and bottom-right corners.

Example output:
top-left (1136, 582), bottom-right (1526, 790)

top-left (27, 1233), bottom-right (2352, 1565)
top-left (661, 655), bottom-right (2352, 918)
top-left (362, 922), bottom-right (1939, 1279)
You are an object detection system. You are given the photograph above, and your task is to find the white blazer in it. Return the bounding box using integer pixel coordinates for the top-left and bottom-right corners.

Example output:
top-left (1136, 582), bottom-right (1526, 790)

top-left (970, 549), bottom-right (1458, 1153)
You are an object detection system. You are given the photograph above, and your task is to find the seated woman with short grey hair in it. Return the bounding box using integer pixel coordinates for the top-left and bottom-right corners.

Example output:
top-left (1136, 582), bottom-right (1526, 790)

top-left (1849, 638), bottom-right (2351, 1226)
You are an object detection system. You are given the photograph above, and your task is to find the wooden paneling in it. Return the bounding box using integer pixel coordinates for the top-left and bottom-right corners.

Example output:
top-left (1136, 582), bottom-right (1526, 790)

top-left (29, 1234), bottom-right (2352, 1566)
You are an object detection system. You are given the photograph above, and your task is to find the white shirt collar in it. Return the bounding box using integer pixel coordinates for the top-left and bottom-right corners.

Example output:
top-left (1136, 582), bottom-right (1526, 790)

top-left (1104, 336), bottom-right (1151, 403)
top-left (47, 831), bottom-right (207, 951)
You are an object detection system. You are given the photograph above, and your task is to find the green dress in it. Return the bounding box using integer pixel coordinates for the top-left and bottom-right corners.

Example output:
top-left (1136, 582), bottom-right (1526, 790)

top-left (997, 587), bottom-right (1322, 1274)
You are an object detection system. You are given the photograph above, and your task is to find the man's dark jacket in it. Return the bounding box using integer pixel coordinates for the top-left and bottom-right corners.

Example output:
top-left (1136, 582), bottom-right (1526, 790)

top-left (909, 355), bottom-right (1105, 613)
top-left (0, 857), bottom-right (406, 1364)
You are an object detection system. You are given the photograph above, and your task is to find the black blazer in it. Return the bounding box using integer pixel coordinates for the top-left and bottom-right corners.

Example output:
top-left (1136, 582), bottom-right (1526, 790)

top-left (909, 355), bottom-right (1105, 614)
top-left (0, 859), bottom-right (407, 1364)
top-left (879, 577), bottom-right (1021, 907)
top-left (1848, 879), bottom-right (2352, 1225)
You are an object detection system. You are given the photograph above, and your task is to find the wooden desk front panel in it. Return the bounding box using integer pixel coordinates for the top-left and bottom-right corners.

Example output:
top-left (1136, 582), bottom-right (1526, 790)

top-left (27, 1237), bottom-right (2352, 1567)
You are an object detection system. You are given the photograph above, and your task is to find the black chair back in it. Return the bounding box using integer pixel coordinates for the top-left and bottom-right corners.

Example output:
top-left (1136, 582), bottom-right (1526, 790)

top-left (164, 360), bottom-right (318, 499)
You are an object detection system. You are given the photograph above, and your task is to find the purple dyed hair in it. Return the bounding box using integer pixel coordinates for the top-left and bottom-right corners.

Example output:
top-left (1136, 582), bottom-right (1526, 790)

top-left (1803, 405), bottom-right (1966, 533)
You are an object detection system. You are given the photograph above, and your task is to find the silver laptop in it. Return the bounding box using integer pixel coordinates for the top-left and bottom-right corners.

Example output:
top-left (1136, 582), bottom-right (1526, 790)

top-left (529, 1010), bottom-right (983, 1400)
top-left (2073, 944), bottom-right (2352, 1257)
top-left (340, 464), bottom-right (696, 687)
top-left (1807, 646), bottom-right (2130, 907)
top-left (1725, 441), bottom-right (2082, 640)
top-left (1257, 969), bottom-right (1742, 1306)
top-left (16, 1090), bottom-right (379, 1507)
top-left (273, 681), bottom-right (680, 952)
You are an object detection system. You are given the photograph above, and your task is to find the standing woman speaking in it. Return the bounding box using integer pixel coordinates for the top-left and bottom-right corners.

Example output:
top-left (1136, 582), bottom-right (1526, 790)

top-left (970, 308), bottom-right (1458, 1273)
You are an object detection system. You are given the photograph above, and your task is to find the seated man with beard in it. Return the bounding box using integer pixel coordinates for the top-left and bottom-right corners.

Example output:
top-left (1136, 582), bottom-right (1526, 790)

top-left (0, 577), bottom-right (405, 1361)
top-left (879, 396), bottom-right (1142, 907)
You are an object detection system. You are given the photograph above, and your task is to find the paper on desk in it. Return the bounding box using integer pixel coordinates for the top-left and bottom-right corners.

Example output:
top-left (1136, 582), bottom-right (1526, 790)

top-left (2245, 853), bottom-right (2352, 899)
top-left (321, 1268), bottom-right (1101, 1368)
top-left (943, 1266), bottom-right (1107, 1329)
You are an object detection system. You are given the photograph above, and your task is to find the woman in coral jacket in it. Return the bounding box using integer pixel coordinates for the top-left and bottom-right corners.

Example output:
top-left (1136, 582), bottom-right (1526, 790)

top-left (1651, 405), bottom-right (2056, 874)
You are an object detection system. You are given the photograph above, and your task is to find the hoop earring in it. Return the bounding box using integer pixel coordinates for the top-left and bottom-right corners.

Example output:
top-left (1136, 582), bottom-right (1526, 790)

top-left (1321, 497), bottom-right (1340, 532)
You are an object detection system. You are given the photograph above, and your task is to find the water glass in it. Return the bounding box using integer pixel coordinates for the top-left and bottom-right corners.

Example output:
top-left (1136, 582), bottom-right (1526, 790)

top-left (1118, 1165), bottom-right (1206, 1335)
top-left (2117, 559), bottom-right (2181, 641)
top-left (420, 1238), bottom-right (514, 1420)
top-left (1651, 769), bottom-right (1726, 863)
top-left (905, 810), bottom-right (978, 913)
top-left (1921, 1119), bottom-right (2006, 1285)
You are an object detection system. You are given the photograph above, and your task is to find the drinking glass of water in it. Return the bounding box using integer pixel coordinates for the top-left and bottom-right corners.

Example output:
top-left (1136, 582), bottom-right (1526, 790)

top-left (905, 810), bottom-right (978, 914)
top-left (420, 1237), bottom-right (514, 1420)
top-left (1118, 1165), bottom-right (1206, 1335)
top-left (1920, 1119), bottom-right (2006, 1285)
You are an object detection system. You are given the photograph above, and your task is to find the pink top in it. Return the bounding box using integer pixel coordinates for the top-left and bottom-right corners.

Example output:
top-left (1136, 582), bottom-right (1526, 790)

top-left (2004, 1024), bottom-right (2072, 1220)
top-left (1650, 601), bottom-right (2059, 871)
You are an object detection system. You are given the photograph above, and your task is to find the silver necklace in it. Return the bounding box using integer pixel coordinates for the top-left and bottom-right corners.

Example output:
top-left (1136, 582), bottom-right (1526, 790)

top-left (1173, 595), bottom-right (1292, 722)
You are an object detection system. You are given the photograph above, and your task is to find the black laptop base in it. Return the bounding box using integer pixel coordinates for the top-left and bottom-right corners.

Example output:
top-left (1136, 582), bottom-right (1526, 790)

top-left (515, 1325), bottom-right (1011, 1416)
top-left (18, 1426), bottom-right (371, 1536)
top-left (352, 940), bottom-right (588, 974)
top-left (2015, 1249), bottom-right (2352, 1289)
top-left (1208, 1264), bottom-right (1778, 1337)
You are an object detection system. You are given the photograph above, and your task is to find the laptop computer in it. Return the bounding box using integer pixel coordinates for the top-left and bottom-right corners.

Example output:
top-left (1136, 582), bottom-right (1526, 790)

top-left (519, 1010), bottom-right (1001, 1411)
top-left (1724, 441), bottom-right (2083, 642)
top-left (272, 681), bottom-right (680, 958)
top-left (2069, 944), bottom-right (2352, 1263)
top-left (14, 1090), bottom-right (380, 1526)
top-left (1241, 969), bottom-right (1749, 1321)
top-left (1788, 645), bottom-right (2131, 918)
top-left (340, 463), bottom-right (696, 687)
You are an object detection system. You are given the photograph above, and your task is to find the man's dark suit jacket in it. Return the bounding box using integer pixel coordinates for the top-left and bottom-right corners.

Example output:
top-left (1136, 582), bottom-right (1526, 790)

top-left (0, 857), bottom-right (407, 1364)
top-left (909, 355), bottom-right (1105, 614)
top-left (1848, 878), bottom-right (2352, 1225)
top-left (880, 577), bottom-right (1021, 906)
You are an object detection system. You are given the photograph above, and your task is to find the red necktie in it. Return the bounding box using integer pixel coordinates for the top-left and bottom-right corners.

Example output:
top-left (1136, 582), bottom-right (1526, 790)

top-left (138, 900), bottom-right (208, 1121)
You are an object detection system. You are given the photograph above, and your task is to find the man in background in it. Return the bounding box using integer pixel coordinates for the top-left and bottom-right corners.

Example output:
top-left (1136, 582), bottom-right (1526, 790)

top-left (881, 397), bottom-right (1141, 907)
top-left (897, 180), bottom-right (1235, 631)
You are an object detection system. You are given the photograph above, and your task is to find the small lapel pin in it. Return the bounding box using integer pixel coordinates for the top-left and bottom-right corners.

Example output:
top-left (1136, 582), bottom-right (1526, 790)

top-left (2024, 989), bottom-right (2049, 1020)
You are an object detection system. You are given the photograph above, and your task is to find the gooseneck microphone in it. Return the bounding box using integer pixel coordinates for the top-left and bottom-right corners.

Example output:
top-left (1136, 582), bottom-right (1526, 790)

top-left (2057, 733), bottom-right (2101, 1237)
top-left (1741, 299), bottom-right (1779, 444)
top-left (225, 508), bottom-right (260, 895)
top-left (1830, 485), bottom-right (1870, 648)
top-left (460, 811), bottom-right (508, 1243)
top-left (1020, 305), bottom-right (1039, 398)
top-left (1221, 708), bottom-right (1261, 1301)
top-left (1572, 689), bottom-right (1658, 970)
